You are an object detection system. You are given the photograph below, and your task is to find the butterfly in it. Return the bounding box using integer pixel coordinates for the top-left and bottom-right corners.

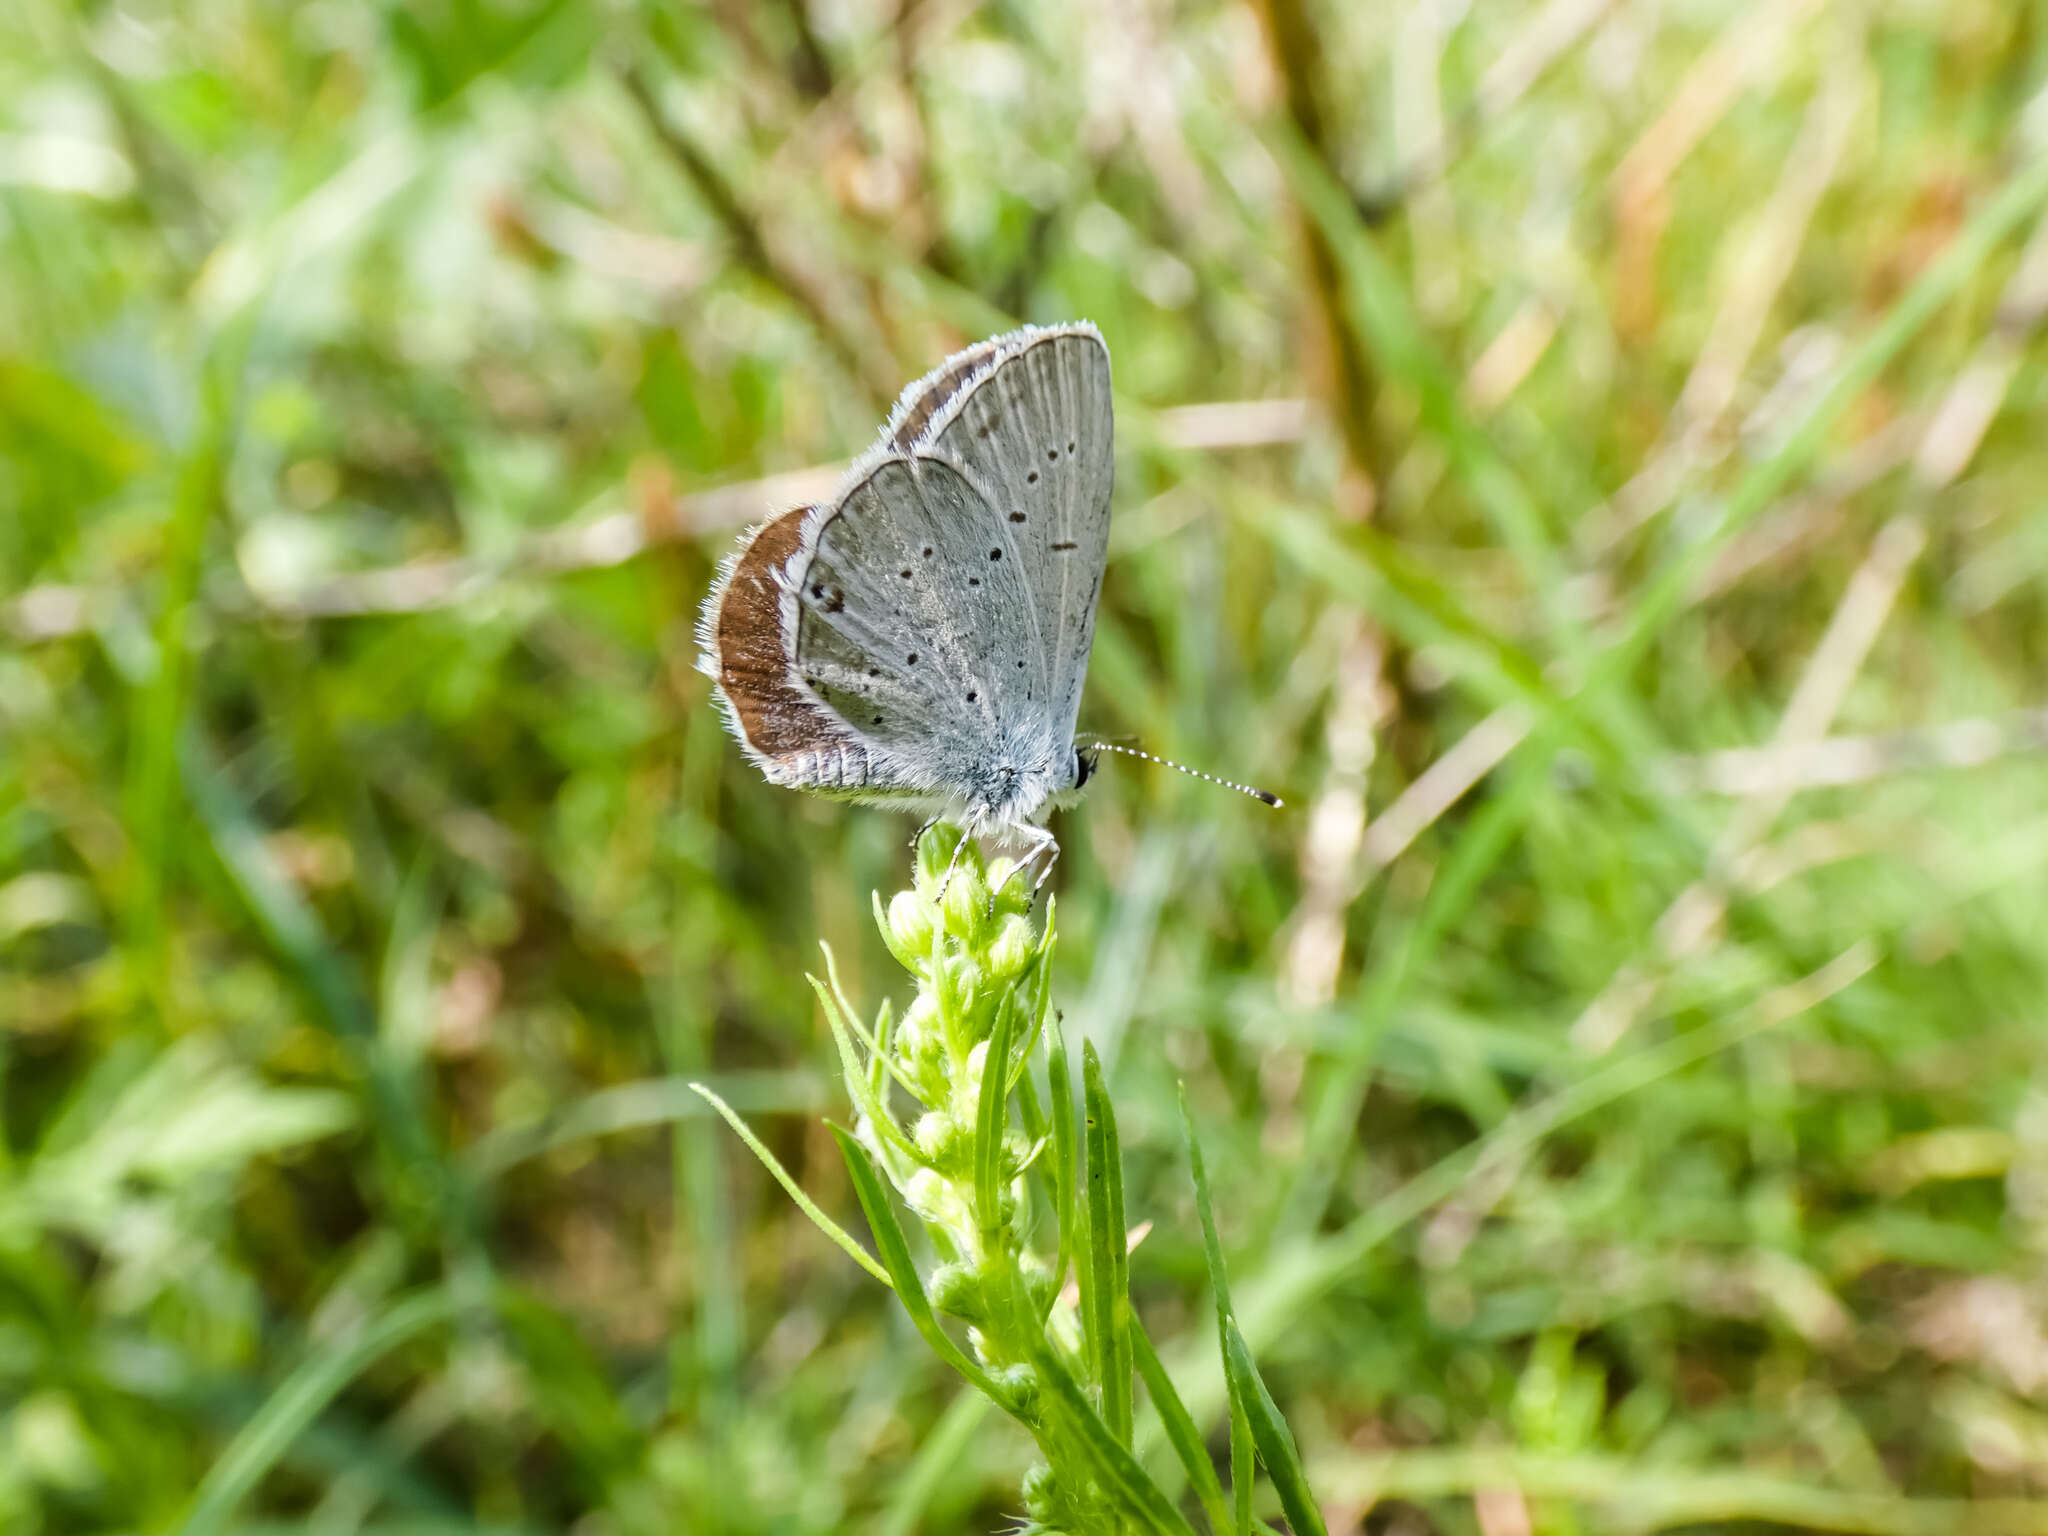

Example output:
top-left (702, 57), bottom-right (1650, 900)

top-left (698, 323), bottom-right (1116, 879)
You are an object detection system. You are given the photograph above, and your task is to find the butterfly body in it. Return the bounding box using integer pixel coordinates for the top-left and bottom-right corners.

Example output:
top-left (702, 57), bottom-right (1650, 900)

top-left (698, 323), bottom-right (1113, 848)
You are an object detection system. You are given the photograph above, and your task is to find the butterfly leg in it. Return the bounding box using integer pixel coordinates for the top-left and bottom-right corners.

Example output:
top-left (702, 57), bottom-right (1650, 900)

top-left (986, 831), bottom-right (1040, 909)
top-left (1028, 827), bottom-right (1063, 895)
top-left (934, 826), bottom-right (974, 901)
top-left (996, 823), bottom-right (1060, 901)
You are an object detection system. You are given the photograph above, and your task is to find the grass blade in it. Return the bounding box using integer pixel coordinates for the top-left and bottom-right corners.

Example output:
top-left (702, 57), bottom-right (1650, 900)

top-left (178, 1287), bottom-right (463, 1536)
top-left (877, 1390), bottom-right (994, 1536)
top-left (1264, 120), bottom-right (1583, 659)
top-left (1231, 1392), bottom-right (1255, 1536)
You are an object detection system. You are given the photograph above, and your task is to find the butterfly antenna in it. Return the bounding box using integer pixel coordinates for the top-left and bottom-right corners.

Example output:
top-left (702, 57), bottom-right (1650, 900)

top-left (1091, 743), bottom-right (1283, 807)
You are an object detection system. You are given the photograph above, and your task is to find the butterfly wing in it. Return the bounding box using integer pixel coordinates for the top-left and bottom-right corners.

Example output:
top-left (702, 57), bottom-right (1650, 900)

top-left (911, 325), bottom-right (1113, 760)
top-left (703, 323), bottom-right (1113, 821)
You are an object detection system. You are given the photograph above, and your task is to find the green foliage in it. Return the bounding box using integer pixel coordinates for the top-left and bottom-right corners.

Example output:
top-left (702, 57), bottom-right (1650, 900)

top-left (718, 831), bottom-right (1317, 1532)
top-left (6, 0), bottom-right (2048, 1530)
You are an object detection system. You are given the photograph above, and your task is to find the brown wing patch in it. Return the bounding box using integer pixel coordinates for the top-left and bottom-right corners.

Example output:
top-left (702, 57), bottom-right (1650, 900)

top-left (715, 506), bottom-right (835, 758)
top-left (889, 338), bottom-right (1004, 450)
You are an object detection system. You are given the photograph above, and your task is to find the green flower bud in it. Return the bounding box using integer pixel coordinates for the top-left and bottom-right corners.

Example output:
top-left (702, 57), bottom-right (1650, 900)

top-left (987, 913), bottom-right (1036, 978)
top-left (1021, 1462), bottom-right (1060, 1520)
top-left (914, 823), bottom-right (967, 890)
top-left (896, 994), bottom-right (949, 1099)
top-left (903, 1167), bottom-right (951, 1225)
top-left (992, 1362), bottom-right (1039, 1415)
top-left (928, 1261), bottom-right (984, 1321)
top-left (991, 863), bottom-right (1033, 919)
top-left (932, 952), bottom-right (979, 1050)
top-left (878, 888), bottom-right (936, 971)
top-left (892, 1014), bottom-right (925, 1067)
top-left (913, 1110), bottom-right (971, 1174)
top-left (941, 857), bottom-right (993, 940)
top-left (1018, 1250), bottom-right (1057, 1316)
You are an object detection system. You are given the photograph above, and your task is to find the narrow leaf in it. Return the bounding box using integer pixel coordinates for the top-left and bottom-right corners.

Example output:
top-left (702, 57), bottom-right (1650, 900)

top-left (1230, 1392), bottom-right (1254, 1536)
top-left (692, 1085), bottom-right (891, 1286)
top-left (1179, 1084), bottom-right (1235, 1322)
top-left (828, 1123), bottom-right (1008, 1406)
top-left (974, 988), bottom-right (1017, 1257)
top-left (869, 996), bottom-right (896, 1104)
top-left (1034, 1344), bottom-right (1201, 1536)
top-left (1083, 1040), bottom-right (1133, 1444)
top-left (1131, 1316), bottom-right (1233, 1536)
top-left (808, 969), bottom-right (926, 1167)
top-left (1045, 1009), bottom-right (1078, 1318)
top-left (971, 989), bottom-right (1035, 1338)
top-left (816, 943), bottom-right (926, 1107)
top-left (1182, 1082), bottom-right (1253, 1534)
top-left (1010, 898), bottom-right (1058, 1088)
top-left (1223, 1320), bottom-right (1329, 1536)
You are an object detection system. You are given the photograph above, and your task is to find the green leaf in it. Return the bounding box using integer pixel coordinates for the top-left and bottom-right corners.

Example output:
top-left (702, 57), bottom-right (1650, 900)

top-left (1231, 1392), bottom-right (1255, 1536)
top-left (1180, 1084), bottom-right (1235, 1322)
top-left (972, 985), bottom-right (1035, 1339)
top-left (1046, 1009), bottom-right (1079, 1320)
top-left (870, 997), bottom-right (896, 1104)
top-left (1183, 1085), bottom-right (1328, 1536)
top-left (974, 983), bottom-right (1017, 1258)
top-left (141, 1077), bottom-right (356, 1180)
top-left (1034, 1344), bottom-right (1201, 1536)
top-left (1131, 1317), bottom-right (1233, 1536)
top-left (1222, 1321), bottom-right (1329, 1536)
top-left (816, 941), bottom-right (925, 1107)
top-left (1182, 1083), bottom-right (1253, 1535)
top-left (808, 957), bottom-right (926, 1168)
top-left (1082, 1040), bottom-right (1133, 1445)
top-left (827, 1123), bottom-right (1009, 1408)
top-left (691, 1084), bottom-right (891, 1286)
top-left (1010, 895), bottom-right (1059, 1085)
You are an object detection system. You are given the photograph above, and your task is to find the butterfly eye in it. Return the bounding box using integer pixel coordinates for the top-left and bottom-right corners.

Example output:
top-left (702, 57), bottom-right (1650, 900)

top-left (1073, 748), bottom-right (1095, 788)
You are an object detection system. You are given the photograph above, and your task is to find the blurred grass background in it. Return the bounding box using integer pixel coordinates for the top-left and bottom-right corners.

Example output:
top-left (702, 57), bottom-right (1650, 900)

top-left (6, 0), bottom-right (2048, 1530)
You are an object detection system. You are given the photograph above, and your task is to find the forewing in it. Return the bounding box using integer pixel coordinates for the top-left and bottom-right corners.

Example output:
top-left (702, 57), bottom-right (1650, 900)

top-left (914, 327), bottom-right (1112, 750)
